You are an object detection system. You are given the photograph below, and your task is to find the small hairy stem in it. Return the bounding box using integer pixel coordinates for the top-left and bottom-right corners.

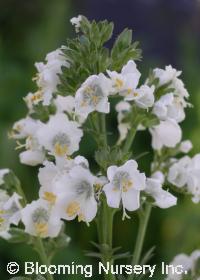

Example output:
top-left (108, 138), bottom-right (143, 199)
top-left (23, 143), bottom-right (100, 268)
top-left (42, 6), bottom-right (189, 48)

top-left (128, 203), bottom-right (152, 280)
top-left (35, 238), bottom-right (54, 280)
top-left (97, 198), bottom-right (116, 280)
top-left (100, 113), bottom-right (107, 147)
top-left (122, 126), bottom-right (137, 154)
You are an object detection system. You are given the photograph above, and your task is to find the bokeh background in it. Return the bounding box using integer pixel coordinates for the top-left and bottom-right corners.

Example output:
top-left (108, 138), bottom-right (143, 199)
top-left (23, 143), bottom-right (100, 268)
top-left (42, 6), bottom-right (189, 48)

top-left (0, 0), bottom-right (200, 279)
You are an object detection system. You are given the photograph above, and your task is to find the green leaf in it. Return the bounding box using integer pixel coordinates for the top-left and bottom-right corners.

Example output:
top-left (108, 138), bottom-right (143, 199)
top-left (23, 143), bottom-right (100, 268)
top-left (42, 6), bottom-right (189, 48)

top-left (111, 29), bottom-right (142, 71)
top-left (42, 225), bottom-right (71, 261)
top-left (140, 246), bottom-right (155, 265)
top-left (8, 228), bottom-right (32, 244)
top-left (3, 171), bottom-right (21, 194)
top-left (30, 103), bottom-right (56, 122)
top-left (140, 113), bottom-right (159, 128)
top-left (95, 146), bottom-right (132, 171)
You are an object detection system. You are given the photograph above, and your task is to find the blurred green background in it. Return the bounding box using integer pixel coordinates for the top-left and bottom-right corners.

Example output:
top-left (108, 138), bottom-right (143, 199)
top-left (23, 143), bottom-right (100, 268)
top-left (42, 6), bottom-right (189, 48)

top-left (0, 0), bottom-right (200, 279)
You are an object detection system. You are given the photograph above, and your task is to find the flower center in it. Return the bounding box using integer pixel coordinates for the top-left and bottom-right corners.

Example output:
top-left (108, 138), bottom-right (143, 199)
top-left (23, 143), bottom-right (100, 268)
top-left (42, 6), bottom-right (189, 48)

top-left (66, 201), bottom-right (80, 217)
top-left (114, 78), bottom-right (124, 90)
top-left (53, 133), bottom-right (71, 156)
top-left (83, 85), bottom-right (104, 107)
top-left (35, 223), bottom-right (48, 237)
top-left (32, 207), bottom-right (49, 236)
top-left (31, 91), bottom-right (43, 103)
top-left (76, 180), bottom-right (93, 199)
top-left (0, 216), bottom-right (5, 226)
top-left (113, 171), bottom-right (132, 192)
top-left (43, 192), bottom-right (57, 204)
top-left (32, 207), bottom-right (49, 224)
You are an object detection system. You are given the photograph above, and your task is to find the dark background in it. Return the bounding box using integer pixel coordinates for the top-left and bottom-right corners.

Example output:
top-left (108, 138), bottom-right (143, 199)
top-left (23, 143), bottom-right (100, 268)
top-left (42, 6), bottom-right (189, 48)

top-left (0, 0), bottom-right (200, 279)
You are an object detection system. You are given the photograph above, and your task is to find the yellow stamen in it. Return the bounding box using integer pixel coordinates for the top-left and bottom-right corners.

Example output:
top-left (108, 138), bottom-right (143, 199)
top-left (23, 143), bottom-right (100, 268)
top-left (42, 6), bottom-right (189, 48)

top-left (92, 95), bottom-right (99, 105)
top-left (127, 88), bottom-right (132, 94)
top-left (31, 91), bottom-right (43, 102)
top-left (0, 217), bottom-right (5, 225)
top-left (95, 184), bottom-right (102, 191)
top-left (85, 86), bottom-right (94, 94)
top-left (133, 92), bottom-right (139, 97)
top-left (78, 213), bottom-right (85, 222)
top-left (122, 180), bottom-right (133, 192)
top-left (81, 100), bottom-right (87, 107)
top-left (43, 192), bottom-right (57, 204)
top-left (66, 201), bottom-right (80, 217)
top-left (54, 142), bottom-right (68, 157)
top-left (115, 78), bottom-right (124, 89)
top-left (35, 223), bottom-right (48, 237)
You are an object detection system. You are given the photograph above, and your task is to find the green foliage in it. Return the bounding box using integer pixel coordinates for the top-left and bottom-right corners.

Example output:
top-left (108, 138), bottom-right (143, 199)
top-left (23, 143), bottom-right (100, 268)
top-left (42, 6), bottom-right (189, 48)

top-left (8, 228), bottom-right (32, 244)
top-left (95, 146), bottom-right (132, 171)
top-left (3, 170), bottom-right (21, 194)
top-left (57, 16), bottom-right (141, 97)
top-left (111, 29), bottom-right (141, 71)
top-left (30, 103), bottom-right (56, 122)
top-left (37, 225), bottom-right (71, 262)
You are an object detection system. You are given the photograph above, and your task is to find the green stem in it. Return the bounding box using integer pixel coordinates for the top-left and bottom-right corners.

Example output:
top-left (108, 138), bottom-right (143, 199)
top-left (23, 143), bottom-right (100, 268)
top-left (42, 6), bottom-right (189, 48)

top-left (97, 198), bottom-right (116, 280)
top-left (35, 238), bottom-right (54, 280)
top-left (122, 125), bottom-right (137, 154)
top-left (128, 203), bottom-right (152, 280)
top-left (100, 113), bottom-right (107, 147)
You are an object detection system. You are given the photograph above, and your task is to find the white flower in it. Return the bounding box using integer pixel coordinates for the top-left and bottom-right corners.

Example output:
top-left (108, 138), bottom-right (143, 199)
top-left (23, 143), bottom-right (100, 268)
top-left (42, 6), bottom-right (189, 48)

top-left (168, 156), bottom-right (191, 188)
top-left (11, 117), bottom-right (41, 139)
top-left (70, 15), bottom-right (82, 32)
top-left (172, 77), bottom-right (189, 99)
top-left (54, 95), bottom-right (75, 114)
top-left (153, 93), bottom-right (186, 123)
top-left (179, 140), bottom-right (193, 153)
top-left (38, 156), bottom-right (90, 206)
top-left (107, 60), bottom-right (141, 97)
top-left (150, 119), bottom-right (182, 150)
top-left (168, 154), bottom-right (200, 203)
top-left (0, 169), bottom-right (9, 185)
top-left (56, 166), bottom-right (97, 223)
top-left (186, 155), bottom-right (200, 203)
top-left (75, 74), bottom-right (111, 117)
top-left (19, 150), bottom-right (45, 166)
top-left (54, 95), bottom-right (87, 124)
top-left (35, 48), bottom-right (69, 105)
top-left (21, 199), bottom-right (62, 238)
top-left (126, 85), bottom-right (155, 109)
top-left (166, 250), bottom-right (200, 280)
top-left (103, 160), bottom-right (146, 219)
top-left (145, 172), bottom-right (177, 209)
top-left (0, 191), bottom-right (22, 239)
top-left (10, 117), bottom-right (45, 166)
top-left (24, 91), bottom-right (43, 111)
top-left (153, 65), bottom-right (181, 86)
top-left (37, 113), bottom-right (83, 157)
top-left (166, 253), bottom-right (193, 280)
top-left (115, 101), bottom-right (131, 144)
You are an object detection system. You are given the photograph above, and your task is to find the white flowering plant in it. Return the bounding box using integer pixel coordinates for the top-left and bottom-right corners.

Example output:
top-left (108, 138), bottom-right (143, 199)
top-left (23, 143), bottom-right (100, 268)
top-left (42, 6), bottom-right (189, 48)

top-left (1, 15), bottom-right (199, 280)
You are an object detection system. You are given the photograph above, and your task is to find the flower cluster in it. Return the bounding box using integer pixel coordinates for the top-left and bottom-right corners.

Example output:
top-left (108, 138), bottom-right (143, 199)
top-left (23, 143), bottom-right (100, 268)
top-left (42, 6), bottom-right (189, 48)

top-left (6, 16), bottom-right (197, 240)
top-left (168, 153), bottom-right (200, 203)
top-left (1, 16), bottom-right (200, 279)
top-left (166, 250), bottom-right (200, 280)
top-left (0, 170), bottom-right (22, 239)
